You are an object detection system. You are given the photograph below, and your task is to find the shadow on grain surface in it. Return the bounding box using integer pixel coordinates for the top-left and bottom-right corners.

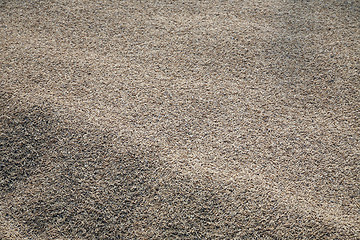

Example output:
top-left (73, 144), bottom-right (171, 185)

top-left (0, 102), bottom-right (160, 239)
top-left (0, 102), bottom-right (355, 239)
top-left (1, 0), bottom-right (359, 239)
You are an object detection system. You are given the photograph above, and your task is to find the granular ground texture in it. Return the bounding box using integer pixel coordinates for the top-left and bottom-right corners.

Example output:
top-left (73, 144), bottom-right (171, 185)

top-left (1, 0), bottom-right (359, 239)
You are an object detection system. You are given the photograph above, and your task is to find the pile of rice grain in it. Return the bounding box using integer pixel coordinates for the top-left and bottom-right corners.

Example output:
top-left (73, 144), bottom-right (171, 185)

top-left (1, 0), bottom-right (359, 239)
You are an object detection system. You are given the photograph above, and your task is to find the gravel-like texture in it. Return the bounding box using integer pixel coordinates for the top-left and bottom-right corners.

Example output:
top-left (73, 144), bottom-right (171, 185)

top-left (1, 0), bottom-right (359, 239)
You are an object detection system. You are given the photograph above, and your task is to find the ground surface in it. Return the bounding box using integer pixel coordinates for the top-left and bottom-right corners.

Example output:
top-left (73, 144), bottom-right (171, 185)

top-left (1, 0), bottom-right (359, 239)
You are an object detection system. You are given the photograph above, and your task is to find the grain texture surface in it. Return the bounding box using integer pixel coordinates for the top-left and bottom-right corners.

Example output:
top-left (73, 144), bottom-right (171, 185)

top-left (1, 0), bottom-right (359, 239)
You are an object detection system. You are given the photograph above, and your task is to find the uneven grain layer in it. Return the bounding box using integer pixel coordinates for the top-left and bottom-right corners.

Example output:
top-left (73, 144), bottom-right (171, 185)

top-left (1, 0), bottom-right (359, 239)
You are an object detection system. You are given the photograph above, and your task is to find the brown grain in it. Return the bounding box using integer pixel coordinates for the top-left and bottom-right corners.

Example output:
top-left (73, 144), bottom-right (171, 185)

top-left (1, 0), bottom-right (359, 239)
